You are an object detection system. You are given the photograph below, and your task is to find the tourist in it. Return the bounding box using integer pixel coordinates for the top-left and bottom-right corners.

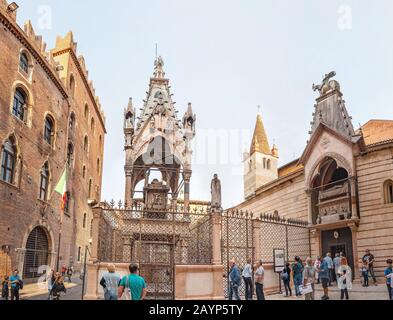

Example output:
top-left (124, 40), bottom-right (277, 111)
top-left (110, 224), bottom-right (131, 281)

top-left (227, 259), bottom-right (241, 300)
top-left (302, 257), bottom-right (316, 300)
top-left (333, 253), bottom-right (341, 283)
top-left (254, 260), bottom-right (265, 300)
top-left (363, 249), bottom-right (377, 285)
top-left (46, 269), bottom-right (54, 300)
top-left (337, 257), bottom-right (352, 300)
top-left (61, 264), bottom-right (67, 277)
top-left (118, 264), bottom-right (147, 300)
top-left (360, 259), bottom-right (369, 287)
top-left (318, 256), bottom-right (330, 300)
top-left (242, 258), bottom-right (253, 300)
top-left (314, 256), bottom-right (321, 284)
top-left (66, 266), bottom-right (73, 283)
top-left (100, 264), bottom-right (121, 300)
top-left (384, 259), bottom-right (393, 300)
top-left (1, 276), bottom-right (9, 300)
top-left (281, 262), bottom-right (292, 297)
top-left (9, 269), bottom-right (22, 301)
top-left (50, 272), bottom-right (67, 300)
top-left (324, 252), bottom-right (334, 286)
top-left (292, 256), bottom-right (304, 297)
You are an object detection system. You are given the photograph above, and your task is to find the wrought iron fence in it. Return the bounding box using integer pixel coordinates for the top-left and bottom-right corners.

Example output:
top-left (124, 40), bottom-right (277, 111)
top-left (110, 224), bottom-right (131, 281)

top-left (96, 201), bottom-right (213, 299)
top-left (221, 210), bottom-right (310, 298)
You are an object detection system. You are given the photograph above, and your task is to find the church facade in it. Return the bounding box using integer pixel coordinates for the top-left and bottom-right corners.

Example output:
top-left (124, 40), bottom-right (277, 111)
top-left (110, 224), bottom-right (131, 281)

top-left (239, 72), bottom-right (393, 279)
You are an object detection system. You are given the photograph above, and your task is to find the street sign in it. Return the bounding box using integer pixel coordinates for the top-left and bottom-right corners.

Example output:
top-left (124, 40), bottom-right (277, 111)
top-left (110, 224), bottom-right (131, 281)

top-left (273, 249), bottom-right (285, 273)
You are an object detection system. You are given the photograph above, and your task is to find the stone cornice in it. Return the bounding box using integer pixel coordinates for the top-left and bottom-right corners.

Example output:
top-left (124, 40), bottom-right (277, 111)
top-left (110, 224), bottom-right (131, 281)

top-left (0, 9), bottom-right (69, 100)
top-left (52, 48), bottom-right (107, 133)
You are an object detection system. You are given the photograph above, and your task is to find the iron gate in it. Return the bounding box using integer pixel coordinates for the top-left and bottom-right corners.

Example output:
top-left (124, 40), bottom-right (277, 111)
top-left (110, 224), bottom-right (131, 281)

top-left (97, 202), bottom-right (213, 300)
top-left (23, 226), bottom-right (49, 279)
top-left (222, 210), bottom-right (310, 298)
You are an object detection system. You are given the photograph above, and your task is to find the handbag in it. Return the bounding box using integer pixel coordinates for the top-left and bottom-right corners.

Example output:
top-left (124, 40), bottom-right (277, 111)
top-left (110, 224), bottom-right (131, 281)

top-left (299, 284), bottom-right (313, 295)
top-left (120, 276), bottom-right (132, 301)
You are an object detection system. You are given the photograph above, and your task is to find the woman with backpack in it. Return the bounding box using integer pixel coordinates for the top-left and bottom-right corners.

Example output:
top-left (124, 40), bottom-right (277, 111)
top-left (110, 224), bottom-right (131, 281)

top-left (281, 262), bottom-right (292, 297)
top-left (292, 256), bottom-right (304, 297)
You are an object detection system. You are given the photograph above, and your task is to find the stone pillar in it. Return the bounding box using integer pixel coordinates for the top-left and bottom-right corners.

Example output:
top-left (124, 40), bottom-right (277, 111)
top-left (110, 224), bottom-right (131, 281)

top-left (349, 177), bottom-right (359, 219)
top-left (306, 189), bottom-right (314, 225)
top-left (211, 209), bottom-right (222, 265)
top-left (124, 168), bottom-right (133, 208)
top-left (183, 170), bottom-right (192, 212)
top-left (252, 219), bottom-right (262, 264)
top-left (349, 223), bottom-right (360, 281)
top-left (90, 207), bottom-right (102, 261)
top-left (84, 262), bottom-right (99, 300)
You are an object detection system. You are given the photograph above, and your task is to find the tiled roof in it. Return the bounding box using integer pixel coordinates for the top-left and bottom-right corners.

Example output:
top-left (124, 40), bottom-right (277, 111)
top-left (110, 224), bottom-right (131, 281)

top-left (361, 120), bottom-right (393, 146)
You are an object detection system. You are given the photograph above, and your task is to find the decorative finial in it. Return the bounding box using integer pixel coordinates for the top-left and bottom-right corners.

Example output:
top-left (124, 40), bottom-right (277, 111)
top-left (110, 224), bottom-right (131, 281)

top-left (153, 56), bottom-right (165, 78)
top-left (257, 105), bottom-right (261, 114)
top-left (313, 71), bottom-right (337, 94)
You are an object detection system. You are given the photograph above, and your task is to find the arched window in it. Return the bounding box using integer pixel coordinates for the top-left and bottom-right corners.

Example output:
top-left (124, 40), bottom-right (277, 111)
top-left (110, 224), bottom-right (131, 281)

top-left (263, 158), bottom-right (267, 169)
top-left (84, 104), bottom-right (89, 118)
top-left (82, 165), bottom-right (86, 179)
top-left (44, 116), bottom-right (55, 146)
top-left (39, 162), bottom-right (50, 201)
top-left (1, 139), bottom-right (16, 184)
top-left (99, 135), bottom-right (102, 152)
top-left (384, 180), bottom-right (393, 204)
top-left (267, 159), bottom-right (271, 170)
top-left (83, 213), bottom-right (87, 228)
top-left (12, 88), bottom-right (27, 121)
top-left (69, 113), bottom-right (75, 132)
top-left (88, 179), bottom-right (92, 198)
top-left (67, 143), bottom-right (74, 166)
top-left (97, 158), bottom-right (100, 174)
top-left (84, 136), bottom-right (89, 153)
top-left (19, 52), bottom-right (29, 74)
top-left (69, 75), bottom-right (75, 97)
top-left (91, 117), bottom-right (95, 133)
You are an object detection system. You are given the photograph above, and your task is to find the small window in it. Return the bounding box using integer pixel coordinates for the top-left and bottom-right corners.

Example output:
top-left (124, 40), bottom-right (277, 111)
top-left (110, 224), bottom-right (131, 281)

top-left (77, 246), bottom-right (81, 262)
top-left (88, 179), bottom-right (92, 198)
top-left (267, 159), bottom-right (271, 170)
top-left (69, 113), bottom-right (75, 132)
top-left (263, 158), bottom-right (267, 169)
top-left (99, 135), bottom-right (102, 152)
top-left (39, 162), bottom-right (49, 201)
top-left (97, 158), bottom-right (100, 174)
top-left (84, 104), bottom-right (89, 118)
top-left (83, 213), bottom-right (87, 228)
top-left (384, 180), bottom-right (393, 204)
top-left (44, 116), bottom-right (54, 145)
top-left (19, 53), bottom-right (29, 74)
top-left (12, 88), bottom-right (27, 121)
top-left (67, 143), bottom-right (74, 166)
top-left (82, 165), bottom-right (86, 179)
top-left (90, 219), bottom-right (93, 237)
top-left (91, 118), bottom-right (95, 133)
top-left (84, 136), bottom-right (89, 153)
top-left (1, 139), bottom-right (16, 184)
top-left (69, 75), bottom-right (75, 97)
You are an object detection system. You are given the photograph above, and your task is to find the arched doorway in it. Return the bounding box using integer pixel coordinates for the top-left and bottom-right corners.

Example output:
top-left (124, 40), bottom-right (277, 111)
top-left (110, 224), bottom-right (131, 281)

top-left (23, 226), bottom-right (50, 279)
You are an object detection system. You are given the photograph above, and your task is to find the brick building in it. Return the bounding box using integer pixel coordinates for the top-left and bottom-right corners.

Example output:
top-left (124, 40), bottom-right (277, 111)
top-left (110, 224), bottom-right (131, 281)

top-left (0, 1), bottom-right (106, 280)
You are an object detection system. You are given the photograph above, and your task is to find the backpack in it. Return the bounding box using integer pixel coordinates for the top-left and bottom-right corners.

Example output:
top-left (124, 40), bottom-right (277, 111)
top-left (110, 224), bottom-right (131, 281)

top-left (18, 280), bottom-right (24, 290)
top-left (281, 271), bottom-right (289, 281)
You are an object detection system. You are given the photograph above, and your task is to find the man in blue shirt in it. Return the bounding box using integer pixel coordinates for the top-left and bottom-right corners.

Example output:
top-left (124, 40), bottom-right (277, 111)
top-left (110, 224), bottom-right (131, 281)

top-left (118, 265), bottom-right (147, 300)
top-left (9, 269), bottom-right (21, 301)
top-left (324, 252), bottom-right (334, 286)
top-left (318, 256), bottom-right (330, 300)
top-left (384, 259), bottom-right (393, 300)
top-left (228, 259), bottom-right (241, 300)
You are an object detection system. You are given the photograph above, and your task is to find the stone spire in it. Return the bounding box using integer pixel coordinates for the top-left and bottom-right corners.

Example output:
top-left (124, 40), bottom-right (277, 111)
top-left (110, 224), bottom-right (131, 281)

top-left (153, 56), bottom-right (165, 79)
top-left (124, 97), bottom-right (135, 129)
top-left (250, 112), bottom-right (271, 156)
top-left (310, 71), bottom-right (355, 139)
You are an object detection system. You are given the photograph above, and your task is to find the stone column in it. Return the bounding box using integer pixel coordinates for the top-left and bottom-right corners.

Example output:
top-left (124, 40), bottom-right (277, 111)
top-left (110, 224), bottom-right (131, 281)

top-left (90, 207), bottom-right (102, 261)
top-left (124, 168), bottom-right (133, 208)
top-left (306, 189), bottom-right (314, 225)
top-left (349, 177), bottom-right (359, 219)
top-left (252, 219), bottom-right (262, 264)
top-left (349, 223), bottom-right (360, 281)
top-left (211, 209), bottom-right (222, 265)
top-left (183, 170), bottom-right (192, 212)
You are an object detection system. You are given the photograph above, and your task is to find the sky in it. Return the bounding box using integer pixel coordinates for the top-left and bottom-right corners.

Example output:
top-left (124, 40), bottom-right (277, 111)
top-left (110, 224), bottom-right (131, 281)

top-left (16, 0), bottom-right (393, 208)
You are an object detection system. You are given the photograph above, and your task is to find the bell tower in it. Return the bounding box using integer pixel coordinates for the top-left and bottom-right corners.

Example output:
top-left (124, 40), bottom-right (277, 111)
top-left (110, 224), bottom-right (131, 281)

top-left (123, 57), bottom-right (196, 210)
top-left (243, 110), bottom-right (278, 199)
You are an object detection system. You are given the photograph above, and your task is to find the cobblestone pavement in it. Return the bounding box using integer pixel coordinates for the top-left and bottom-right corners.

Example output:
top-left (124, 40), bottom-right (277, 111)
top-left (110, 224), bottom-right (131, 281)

top-left (267, 282), bottom-right (390, 301)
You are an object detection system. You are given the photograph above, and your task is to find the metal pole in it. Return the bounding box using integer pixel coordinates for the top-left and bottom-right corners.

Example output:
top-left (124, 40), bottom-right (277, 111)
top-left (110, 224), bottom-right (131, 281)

top-left (56, 223), bottom-right (62, 272)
